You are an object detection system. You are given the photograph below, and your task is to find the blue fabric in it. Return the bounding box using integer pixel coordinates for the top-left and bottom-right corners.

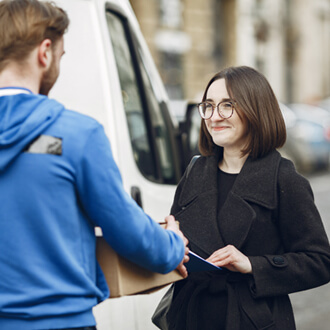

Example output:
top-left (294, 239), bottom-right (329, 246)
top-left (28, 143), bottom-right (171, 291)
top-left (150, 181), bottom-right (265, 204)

top-left (0, 92), bottom-right (184, 329)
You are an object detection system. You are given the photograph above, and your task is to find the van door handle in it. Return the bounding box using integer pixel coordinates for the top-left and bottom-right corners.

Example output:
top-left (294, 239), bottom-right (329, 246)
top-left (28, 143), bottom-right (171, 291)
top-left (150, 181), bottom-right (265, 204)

top-left (131, 186), bottom-right (143, 209)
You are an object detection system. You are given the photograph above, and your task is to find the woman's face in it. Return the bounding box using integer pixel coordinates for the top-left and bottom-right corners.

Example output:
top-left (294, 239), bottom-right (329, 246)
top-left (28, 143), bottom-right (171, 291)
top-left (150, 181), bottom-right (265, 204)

top-left (205, 78), bottom-right (248, 153)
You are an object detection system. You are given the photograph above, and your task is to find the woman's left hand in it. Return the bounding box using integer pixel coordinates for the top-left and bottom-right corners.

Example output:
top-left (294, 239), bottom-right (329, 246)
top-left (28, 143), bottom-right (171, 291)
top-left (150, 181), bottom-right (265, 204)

top-left (206, 245), bottom-right (252, 274)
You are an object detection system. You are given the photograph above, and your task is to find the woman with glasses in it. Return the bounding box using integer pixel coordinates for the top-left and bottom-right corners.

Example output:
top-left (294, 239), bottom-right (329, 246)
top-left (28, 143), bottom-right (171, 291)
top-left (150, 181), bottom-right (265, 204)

top-left (157, 66), bottom-right (330, 329)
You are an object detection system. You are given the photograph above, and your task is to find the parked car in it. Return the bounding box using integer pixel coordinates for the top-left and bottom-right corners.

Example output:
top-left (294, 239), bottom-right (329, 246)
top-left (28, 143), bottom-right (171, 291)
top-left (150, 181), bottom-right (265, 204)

top-left (287, 104), bottom-right (330, 172)
top-left (318, 96), bottom-right (330, 112)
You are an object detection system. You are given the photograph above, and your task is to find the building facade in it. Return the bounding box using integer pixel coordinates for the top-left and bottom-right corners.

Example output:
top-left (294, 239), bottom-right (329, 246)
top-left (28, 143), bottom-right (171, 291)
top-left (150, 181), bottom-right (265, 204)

top-left (130, 0), bottom-right (330, 104)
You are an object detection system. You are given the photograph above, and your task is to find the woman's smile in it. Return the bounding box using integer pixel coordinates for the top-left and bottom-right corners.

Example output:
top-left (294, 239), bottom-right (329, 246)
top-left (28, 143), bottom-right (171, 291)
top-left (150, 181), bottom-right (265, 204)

top-left (211, 125), bottom-right (229, 132)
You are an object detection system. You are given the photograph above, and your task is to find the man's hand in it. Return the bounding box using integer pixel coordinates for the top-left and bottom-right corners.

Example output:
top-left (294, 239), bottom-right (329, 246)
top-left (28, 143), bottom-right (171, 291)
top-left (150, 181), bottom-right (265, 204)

top-left (165, 215), bottom-right (189, 278)
top-left (206, 245), bottom-right (252, 274)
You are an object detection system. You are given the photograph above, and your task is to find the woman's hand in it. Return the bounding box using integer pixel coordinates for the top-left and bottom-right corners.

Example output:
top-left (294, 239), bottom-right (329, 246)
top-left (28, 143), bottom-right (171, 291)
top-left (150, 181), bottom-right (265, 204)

top-left (206, 245), bottom-right (252, 274)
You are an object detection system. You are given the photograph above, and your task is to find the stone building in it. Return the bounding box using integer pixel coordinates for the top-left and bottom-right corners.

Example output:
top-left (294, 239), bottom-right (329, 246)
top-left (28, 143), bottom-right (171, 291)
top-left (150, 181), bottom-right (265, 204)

top-left (130, 0), bottom-right (330, 104)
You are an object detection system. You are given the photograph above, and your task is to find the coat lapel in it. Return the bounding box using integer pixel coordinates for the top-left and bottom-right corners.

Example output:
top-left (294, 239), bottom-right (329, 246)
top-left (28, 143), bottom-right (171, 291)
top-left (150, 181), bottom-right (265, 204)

top-left (175, 153), bottom-right (225, 256)
top-left (218, 192), bottom-right (256, 249)
top-left (219, 150), bottom-right (281, 249)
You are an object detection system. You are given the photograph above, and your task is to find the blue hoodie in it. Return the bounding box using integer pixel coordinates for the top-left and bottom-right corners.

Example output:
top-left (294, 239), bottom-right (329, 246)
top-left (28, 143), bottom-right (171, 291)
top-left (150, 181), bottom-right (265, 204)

top-left (0, 88), bottom-right (184, 330)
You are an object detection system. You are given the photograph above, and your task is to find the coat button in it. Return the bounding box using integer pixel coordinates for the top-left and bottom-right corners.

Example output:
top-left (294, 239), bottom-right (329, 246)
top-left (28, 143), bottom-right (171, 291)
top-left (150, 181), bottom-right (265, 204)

top-left (273, 256), bottom-right (285, 265)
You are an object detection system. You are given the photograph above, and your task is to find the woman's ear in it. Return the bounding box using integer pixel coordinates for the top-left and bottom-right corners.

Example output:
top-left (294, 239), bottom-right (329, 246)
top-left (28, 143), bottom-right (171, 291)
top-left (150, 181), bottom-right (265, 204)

top-left (38, 39), bottom-right (53, 69)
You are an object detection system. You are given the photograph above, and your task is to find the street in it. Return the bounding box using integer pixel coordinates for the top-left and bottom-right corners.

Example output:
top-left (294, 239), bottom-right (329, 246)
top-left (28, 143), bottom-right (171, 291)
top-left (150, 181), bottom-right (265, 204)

top-left (290, 170), bottom-right (330, 330)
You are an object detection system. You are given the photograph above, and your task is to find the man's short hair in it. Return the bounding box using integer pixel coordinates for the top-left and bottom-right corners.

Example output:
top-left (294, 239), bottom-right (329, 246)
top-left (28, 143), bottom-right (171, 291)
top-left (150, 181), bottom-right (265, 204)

top-left (0, 0), bottom-right (69, 71)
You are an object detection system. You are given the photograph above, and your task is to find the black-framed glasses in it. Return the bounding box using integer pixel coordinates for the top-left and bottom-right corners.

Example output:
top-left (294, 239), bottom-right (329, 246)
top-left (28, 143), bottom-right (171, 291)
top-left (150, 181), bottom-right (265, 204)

top-left (197, 100), bottom-right (236, 119)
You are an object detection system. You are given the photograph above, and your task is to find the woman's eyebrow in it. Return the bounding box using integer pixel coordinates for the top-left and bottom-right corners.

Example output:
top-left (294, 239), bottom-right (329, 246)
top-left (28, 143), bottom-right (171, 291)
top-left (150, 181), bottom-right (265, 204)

top-left (205, 98), bottom-right (231, 103)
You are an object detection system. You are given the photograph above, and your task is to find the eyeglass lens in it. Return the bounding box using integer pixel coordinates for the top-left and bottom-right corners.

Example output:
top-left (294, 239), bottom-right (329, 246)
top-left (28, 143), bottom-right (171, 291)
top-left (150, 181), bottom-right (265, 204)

top-left (198, 102), bottom-right (233, 119)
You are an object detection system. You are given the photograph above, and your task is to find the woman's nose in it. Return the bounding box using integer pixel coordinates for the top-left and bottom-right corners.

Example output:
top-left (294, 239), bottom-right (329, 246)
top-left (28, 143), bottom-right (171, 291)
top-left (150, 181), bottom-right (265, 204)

top-left (210, 108), bottom-right (223, 121)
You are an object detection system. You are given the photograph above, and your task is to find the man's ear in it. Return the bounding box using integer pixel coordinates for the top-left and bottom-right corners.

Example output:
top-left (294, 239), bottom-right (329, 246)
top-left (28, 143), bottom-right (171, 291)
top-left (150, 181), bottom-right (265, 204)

top-left (38, 39), bottom-right (53, 69)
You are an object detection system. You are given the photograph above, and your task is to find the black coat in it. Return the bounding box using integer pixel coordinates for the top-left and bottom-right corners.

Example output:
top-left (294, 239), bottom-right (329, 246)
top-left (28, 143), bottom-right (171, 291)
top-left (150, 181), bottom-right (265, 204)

top-left (167, 150), bottom-right (330, 330)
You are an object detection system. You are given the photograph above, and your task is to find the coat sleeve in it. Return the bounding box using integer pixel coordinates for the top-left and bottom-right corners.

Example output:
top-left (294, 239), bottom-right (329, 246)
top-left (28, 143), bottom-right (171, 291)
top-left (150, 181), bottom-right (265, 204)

top-left (249, 161), bottom-right (330, 298)
top-left (75, 123), bottom-right (184, 274)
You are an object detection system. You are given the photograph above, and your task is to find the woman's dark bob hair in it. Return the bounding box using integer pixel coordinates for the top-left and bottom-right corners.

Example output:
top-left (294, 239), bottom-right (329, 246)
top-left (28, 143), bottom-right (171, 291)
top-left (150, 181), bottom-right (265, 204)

top-left (199, 66), bottom-right (286, 159)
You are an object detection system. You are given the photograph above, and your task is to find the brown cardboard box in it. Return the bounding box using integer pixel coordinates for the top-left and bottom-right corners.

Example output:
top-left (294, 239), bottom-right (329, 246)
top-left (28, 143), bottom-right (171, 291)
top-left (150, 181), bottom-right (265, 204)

top-left (96, 224), bottom-right (184, 298)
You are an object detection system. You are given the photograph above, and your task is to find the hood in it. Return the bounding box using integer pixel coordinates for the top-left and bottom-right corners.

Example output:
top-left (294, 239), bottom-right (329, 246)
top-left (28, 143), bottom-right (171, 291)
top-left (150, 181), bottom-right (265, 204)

top-left (0, 93), bottom-right (64, 171)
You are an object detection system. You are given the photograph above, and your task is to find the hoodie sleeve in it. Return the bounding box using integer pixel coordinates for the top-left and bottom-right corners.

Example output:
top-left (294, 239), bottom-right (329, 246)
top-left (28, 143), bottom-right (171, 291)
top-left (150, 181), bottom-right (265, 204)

top-left (75, 123), bottom-right (184, 274)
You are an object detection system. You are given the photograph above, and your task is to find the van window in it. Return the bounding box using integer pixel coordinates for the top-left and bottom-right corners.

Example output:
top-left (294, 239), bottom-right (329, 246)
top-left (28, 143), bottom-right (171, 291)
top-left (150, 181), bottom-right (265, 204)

top-left (137, 52), bottom-right (175, 181)
top-left (105, 10), bottom-right (176, 184)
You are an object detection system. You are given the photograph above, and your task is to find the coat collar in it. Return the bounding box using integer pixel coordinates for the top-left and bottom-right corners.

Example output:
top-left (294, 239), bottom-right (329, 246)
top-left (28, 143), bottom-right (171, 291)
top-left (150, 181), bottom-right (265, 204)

top-left (177, 150), bottom-right (281, 254)
top-left (231, 150), bottom-right (281, 209)
top-left (179, 150), bottom-right (281, 210)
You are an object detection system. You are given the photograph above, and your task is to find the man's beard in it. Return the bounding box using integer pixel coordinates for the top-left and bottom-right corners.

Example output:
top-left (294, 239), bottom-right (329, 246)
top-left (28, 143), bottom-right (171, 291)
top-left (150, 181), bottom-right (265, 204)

top-left (39, 58), bottom-right (58, 96)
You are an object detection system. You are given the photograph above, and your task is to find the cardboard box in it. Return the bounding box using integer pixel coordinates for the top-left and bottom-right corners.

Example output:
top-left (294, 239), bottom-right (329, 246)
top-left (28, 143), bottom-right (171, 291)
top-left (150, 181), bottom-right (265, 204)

top-left (96, 224), bottom-right (184, 298)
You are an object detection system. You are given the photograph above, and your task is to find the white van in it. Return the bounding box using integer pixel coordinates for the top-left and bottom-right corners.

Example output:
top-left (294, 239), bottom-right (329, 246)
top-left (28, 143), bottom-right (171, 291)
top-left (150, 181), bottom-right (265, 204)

top-left (44, 0), bottom-right (185, 328)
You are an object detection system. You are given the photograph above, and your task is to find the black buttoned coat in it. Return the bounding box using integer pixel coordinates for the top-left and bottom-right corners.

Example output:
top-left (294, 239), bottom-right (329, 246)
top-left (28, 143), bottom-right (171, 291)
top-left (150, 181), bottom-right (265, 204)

top-left (168, 150), bottom-right (330, 330)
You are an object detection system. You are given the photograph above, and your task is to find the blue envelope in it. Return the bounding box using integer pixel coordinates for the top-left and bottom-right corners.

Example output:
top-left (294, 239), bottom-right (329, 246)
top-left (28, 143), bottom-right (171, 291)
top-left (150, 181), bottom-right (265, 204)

top-left (186, 251), bottom-right (222, 272)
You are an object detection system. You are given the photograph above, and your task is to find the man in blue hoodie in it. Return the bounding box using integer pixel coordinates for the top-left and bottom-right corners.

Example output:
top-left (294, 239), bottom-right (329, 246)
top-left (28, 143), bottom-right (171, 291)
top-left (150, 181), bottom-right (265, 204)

top-left (0, 1), bottom-right (188, 329)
